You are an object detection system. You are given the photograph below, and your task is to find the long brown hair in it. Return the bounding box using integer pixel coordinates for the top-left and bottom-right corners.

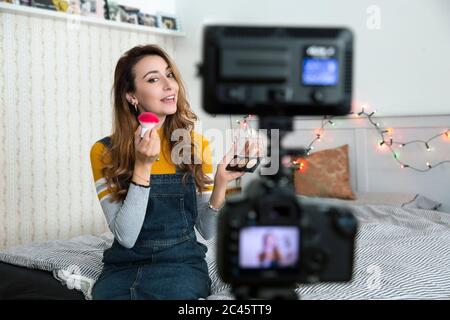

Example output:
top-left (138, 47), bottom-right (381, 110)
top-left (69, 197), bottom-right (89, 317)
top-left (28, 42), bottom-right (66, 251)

top-left (103, 44), bottom-right (212, 202)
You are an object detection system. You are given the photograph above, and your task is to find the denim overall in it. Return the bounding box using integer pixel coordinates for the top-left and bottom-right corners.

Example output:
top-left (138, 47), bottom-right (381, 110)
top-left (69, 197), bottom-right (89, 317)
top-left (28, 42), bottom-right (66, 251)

top-left (92, 159), bottom-right (210, 300)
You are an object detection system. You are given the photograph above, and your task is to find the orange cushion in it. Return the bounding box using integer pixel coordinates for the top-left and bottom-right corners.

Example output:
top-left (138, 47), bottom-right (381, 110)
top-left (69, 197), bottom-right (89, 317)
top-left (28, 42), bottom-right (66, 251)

top-left (293, 144), bottom-right (356, 199)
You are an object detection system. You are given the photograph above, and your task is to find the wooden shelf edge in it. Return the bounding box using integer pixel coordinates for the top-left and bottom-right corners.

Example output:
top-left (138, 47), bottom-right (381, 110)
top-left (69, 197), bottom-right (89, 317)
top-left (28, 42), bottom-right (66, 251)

top-left (0, 2), bottom-right (185, 37)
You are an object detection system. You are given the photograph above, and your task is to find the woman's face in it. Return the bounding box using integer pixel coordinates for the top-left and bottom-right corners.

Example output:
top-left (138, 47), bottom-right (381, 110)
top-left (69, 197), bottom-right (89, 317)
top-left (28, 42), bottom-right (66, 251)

top-left (130, 55), bottom-right (179, 118)
top-left (264, 234), bottom-right (276, 249)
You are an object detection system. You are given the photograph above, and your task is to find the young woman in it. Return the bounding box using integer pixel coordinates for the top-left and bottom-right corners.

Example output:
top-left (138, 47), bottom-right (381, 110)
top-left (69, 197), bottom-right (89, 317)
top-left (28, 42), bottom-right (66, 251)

top-left (89, 44), bottom-right (251, 300)
top-left (258, 233), bottom-right (283, 268)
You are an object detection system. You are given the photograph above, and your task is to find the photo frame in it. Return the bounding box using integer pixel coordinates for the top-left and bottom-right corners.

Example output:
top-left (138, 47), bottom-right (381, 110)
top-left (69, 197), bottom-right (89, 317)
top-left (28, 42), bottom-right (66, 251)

top-left (156, 12), bottom-right (180, 31)
top-left (79, 0), bottom-right (97, 17)
top-left (138, 12), bottom-right (158, 28)
top-left (118, 4), bottom-right (139, 24)
top-left (32, 0), bottom-right (57, 10)
top-left (104, 0), bottom-right (120, 21)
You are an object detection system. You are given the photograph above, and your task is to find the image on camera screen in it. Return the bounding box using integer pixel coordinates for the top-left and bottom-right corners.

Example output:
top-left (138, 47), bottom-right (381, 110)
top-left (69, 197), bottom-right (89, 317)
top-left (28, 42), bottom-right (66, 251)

top-left (302, 58), bottom-right (339, 86)
top-left (239, 226), bottom-right (300, 269)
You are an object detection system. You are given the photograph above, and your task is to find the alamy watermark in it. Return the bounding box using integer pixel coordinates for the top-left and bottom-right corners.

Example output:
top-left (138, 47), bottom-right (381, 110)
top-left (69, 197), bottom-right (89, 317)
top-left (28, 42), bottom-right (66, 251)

top-left (168, 124), bottom-right (281, 175)
top-left (366, 264), bottom-right (382, 290)
top-left (366, 5), bottom-right (382, 30)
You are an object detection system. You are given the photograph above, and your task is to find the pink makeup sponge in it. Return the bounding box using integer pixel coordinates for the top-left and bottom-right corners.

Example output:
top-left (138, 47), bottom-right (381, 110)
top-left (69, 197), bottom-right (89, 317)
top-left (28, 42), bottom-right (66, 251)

top-left (137, 112), bottom-right (159, 138)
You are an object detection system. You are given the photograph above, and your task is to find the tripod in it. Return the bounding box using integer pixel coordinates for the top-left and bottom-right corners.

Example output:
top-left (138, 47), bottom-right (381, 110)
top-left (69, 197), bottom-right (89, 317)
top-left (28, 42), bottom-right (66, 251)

top-left (232, 285), bottom-right (299, 300)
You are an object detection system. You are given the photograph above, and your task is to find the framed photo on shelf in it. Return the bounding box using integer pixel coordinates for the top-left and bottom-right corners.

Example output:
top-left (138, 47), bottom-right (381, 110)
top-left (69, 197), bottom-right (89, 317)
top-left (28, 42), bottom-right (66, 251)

top-left (118, 4), bottom-right (139, 24)
top-left (32, 0), bottom-right (57, 11)
top-left (138, 12), bottom-right (158, 28)
top-left (157, 12), bottom-right (180, 31)
top-left (104, 0), bottom-right (120, 21)
top-left (79, 0), bottom-right (97, 17)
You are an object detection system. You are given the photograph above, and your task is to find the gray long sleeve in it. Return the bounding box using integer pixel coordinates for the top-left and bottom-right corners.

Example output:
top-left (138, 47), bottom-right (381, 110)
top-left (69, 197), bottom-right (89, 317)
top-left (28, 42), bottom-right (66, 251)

top-left (99, 184), bottom-right (150, 249)
top-left (195, 193), bottom-right (218, 240)
top-left (99, 185), bottom-right (218, 248)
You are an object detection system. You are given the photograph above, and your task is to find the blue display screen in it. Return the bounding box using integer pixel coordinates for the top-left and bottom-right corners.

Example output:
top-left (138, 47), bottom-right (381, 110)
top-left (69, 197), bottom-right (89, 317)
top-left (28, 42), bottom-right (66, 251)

top-left (302, 58), bottom-right (339, 86)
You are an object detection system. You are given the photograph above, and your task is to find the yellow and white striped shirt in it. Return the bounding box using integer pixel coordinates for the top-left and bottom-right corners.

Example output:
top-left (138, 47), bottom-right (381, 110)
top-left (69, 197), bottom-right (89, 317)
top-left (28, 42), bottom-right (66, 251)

top-left (89, 128), bottom-right (217, 248)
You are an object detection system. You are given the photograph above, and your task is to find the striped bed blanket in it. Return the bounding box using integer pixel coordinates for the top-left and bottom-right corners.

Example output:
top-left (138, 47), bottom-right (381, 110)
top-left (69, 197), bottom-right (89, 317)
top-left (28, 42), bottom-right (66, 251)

top-left (1, 204), bottom-right (450, 300)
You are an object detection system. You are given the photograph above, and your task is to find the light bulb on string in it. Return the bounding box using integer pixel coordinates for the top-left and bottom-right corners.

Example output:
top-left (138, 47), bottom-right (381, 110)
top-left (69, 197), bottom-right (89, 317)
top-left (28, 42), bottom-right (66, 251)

top-left (358, 104), bottom-right (366, 116)
top-left (298, 161), bottom-right (306, 173)
top-left (303, 107), bottom-right (450, 173)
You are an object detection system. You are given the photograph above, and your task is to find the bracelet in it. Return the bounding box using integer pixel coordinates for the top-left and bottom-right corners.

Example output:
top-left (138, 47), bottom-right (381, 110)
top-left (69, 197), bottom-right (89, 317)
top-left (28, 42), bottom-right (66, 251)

top-left (130, 180), bottom-right (150, 188)
top-left (133, 172), bottom-right (150, 184)
top-left (208, 201), bottom-right (222, 212)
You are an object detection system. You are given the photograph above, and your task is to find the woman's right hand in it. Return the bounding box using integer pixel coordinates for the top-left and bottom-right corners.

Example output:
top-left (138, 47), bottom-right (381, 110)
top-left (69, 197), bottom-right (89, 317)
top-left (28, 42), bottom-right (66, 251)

top-left (134, 125), bottom-right (161, 166)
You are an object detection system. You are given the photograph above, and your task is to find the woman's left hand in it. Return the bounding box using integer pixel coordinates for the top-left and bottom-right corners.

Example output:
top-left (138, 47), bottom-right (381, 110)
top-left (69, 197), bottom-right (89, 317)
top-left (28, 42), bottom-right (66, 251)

top-left (215, 161), bottom-right (245, 188)
top-left (214, 141), bottom-right (260, 188)
top-left (209, 141), bottom-right (262, 210)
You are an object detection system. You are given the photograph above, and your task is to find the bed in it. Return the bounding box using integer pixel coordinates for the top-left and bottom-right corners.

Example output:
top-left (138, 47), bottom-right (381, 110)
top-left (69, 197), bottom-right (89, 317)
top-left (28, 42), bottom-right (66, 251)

top-left (1, 193), bottom-right (449, 300)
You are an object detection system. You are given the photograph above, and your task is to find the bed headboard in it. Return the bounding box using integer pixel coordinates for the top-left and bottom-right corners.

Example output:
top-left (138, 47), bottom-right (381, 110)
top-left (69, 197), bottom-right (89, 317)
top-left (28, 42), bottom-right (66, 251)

top-left (0, 9), bottom-right (177, 250)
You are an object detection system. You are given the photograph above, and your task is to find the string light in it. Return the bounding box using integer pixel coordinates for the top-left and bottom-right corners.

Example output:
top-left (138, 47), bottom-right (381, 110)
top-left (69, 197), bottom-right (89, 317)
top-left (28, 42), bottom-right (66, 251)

top-left (303, 108), bottom-right (450, 172)
top-left (299, 161), bottom-right (306, 172)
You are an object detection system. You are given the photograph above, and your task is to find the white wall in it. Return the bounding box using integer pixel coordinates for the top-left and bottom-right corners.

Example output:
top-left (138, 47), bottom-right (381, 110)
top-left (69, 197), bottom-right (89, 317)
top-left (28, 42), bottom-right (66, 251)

top-left (285, 115), bottom-right (450, 209)
top-left (175, 0), bottom-right (450, 120)
top-left (174, 0), bottom-right (450, 204)
top-left (0, 7), bottom-right (177, 250)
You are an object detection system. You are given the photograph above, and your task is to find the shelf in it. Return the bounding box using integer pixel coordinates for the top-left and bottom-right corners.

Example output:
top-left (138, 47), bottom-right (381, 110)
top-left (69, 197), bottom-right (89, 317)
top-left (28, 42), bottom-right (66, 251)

top-left (0, 2), bottom-right (185, 37)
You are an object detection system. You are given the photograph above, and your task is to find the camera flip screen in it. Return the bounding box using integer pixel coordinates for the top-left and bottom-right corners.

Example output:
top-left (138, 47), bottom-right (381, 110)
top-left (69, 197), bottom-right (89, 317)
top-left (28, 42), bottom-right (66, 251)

top-left (239, 226), bottom-right (300, 269)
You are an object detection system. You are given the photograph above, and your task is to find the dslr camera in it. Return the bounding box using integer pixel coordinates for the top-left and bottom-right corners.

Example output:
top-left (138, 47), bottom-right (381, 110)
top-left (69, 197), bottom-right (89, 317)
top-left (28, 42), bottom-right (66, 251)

top-left (199, 26), bottom-right (358, 299)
